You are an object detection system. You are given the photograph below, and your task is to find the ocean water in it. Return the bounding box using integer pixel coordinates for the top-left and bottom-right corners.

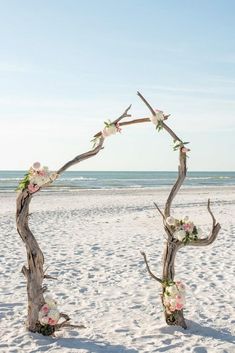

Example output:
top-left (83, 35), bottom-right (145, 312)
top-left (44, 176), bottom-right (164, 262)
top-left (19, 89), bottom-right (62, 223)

top-left (0, 171), bottom-right (234, 193)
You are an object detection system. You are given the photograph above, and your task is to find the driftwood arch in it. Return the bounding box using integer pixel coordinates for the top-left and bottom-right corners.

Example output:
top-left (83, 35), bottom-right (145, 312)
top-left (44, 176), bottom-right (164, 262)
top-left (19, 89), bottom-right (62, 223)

top-left (16, 92), bottom-right (220, 335)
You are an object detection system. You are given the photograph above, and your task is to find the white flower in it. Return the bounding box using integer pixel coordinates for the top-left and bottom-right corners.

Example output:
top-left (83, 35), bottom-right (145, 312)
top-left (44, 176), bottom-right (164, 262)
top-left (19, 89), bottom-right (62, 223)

top-left (169, 297), bottom-right (177, 306)
top-left (48, 309), bottom-right (60, 322)
top-left (174, 140), bottom-right (182, 146)
top-left (166, 216), bottom-right (175, 226)
top-left (45, 295), bottom-right (57, 309)
top-left (102, 124), bottom-right (117, 137)
top-left (40, 316), bottom-right (49, 325)
top-left (183, 215), bottom-right (189, 222)
top-left (30, 175), bottom-right (50, 187)
top-left (150, 110), bottom-right (164, 125)
top-left (167, 284), bottom-right (178, 296)
top-left (38, 177), bottom-right (51, 186)
top-left (38, 310), bottom-right (44, 321)
top-left (174, 229), bottom-right (186, 241)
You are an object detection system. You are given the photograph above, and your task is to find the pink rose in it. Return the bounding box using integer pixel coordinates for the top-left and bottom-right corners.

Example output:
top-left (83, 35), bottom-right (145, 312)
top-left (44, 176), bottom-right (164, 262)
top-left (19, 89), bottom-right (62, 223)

top-left (176, 281), bottom-right (184, 288)
top-left (175, 295), bottom-right (183, 301)
top-left (181, 147), bottom-right (190, 153)
top-left (28, 183), bottom-right (40, 193)
top-left (48, 318), bottom-right (57, 326)
top-left (183, 222), bottom-right (194, 233)
top-left (33, 162), bottom-right (41, 170)
top-left (40, 316), bottom-right (49, 325)
top-left (176, 281), bottom-right (186, 293)
top-left (175, 302), bottom-right (184, 310)
top-left (41, 304), bottom-right (49, 314)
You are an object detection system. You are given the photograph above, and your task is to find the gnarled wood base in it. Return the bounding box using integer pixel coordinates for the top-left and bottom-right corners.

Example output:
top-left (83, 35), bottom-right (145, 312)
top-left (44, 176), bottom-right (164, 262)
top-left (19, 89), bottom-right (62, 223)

top-left (164, 309), bottom-right (187, 329)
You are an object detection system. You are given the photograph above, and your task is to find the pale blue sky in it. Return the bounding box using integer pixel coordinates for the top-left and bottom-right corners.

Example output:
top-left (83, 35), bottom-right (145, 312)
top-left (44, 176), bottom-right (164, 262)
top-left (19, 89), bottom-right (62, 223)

top-left (0, 0), bottom-right (234, 171)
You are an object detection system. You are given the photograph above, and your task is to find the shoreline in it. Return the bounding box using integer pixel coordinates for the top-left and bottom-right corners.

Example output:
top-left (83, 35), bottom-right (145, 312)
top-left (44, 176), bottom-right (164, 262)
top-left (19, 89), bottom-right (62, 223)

top-left (0, 184), bottom-right (234, 197)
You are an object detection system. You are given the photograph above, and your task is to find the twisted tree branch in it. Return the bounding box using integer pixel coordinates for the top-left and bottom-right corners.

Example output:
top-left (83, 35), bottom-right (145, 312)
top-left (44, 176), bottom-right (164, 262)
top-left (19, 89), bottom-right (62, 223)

top-left (186, 199), bottom-right (221, 247)
top-left (136, 91), bottom-right (187, 219)
top-left (140, 251), bottom-right (162, 284)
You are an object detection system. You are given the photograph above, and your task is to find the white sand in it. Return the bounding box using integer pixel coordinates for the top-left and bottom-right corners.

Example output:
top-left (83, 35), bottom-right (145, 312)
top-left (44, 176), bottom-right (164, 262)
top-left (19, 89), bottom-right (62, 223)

top-left (0, 187), bottom-right (234, 353)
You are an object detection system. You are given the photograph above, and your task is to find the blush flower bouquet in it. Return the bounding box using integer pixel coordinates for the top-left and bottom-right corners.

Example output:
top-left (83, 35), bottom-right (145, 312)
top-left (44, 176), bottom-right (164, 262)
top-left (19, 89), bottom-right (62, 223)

top-left (37, 296), bottom-right (60, 336)
top-left (163, 280), bottom-right (186, 313)
top-left (166, 216), bottom-right (202, 244)
top-left (17, 162), bottom-right (58, 193)
top-left (102, 120), bottom-right (121, 138)
top-left (150, 109), bottom-right (165, 131)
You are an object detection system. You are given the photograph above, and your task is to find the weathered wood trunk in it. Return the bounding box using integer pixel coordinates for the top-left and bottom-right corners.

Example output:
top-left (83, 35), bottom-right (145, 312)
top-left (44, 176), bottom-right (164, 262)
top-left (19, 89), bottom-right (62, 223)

top-left (16, 191), bottom-right (45, 331)
top-left (162, 242), bottom-right (187, 329)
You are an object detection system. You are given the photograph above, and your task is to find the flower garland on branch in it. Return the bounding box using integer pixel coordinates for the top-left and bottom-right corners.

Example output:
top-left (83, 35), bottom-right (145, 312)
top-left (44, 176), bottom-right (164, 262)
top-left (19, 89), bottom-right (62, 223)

top-left (166, 216), bottom-right (202, 244)
top-left (163, 280), bottom-right (186, 314)
top-left (17, 162), bottom-right (58, 193)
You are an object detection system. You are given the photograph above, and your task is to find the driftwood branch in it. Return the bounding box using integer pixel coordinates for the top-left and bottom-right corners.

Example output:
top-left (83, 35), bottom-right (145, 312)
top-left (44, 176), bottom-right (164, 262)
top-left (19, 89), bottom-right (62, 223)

top-left (137, 92), bottom-right (220, 329)
top-left (153, 202), bottom-right (165, 220)
top-left (56, 313), bottom-right (86, 330)
top-left (137, 91), bottom-right (187, 218)
top-left (164, 152), bottom-right (187, 218)
top-left (140, 251), bottom-right (162, 284)
top-left (57, 105), bottom-right (133, 174)
top-left (44, 274), bottom-right (57, 280)
top-left (186, 199), bottom-right (221, 247)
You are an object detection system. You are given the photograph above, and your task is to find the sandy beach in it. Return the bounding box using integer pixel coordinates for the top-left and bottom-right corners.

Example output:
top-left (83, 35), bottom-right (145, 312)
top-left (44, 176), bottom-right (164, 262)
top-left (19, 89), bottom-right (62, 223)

top-left (0, 186), bottom-right (234, 353)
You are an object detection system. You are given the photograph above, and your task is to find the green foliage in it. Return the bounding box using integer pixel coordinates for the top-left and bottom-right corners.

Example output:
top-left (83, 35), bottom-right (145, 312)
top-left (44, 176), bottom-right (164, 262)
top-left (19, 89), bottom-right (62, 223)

top-left (156, 121), bottom-right (163, 132)
top-left (16, 173), bottom-right (30, 191)
top-left (173, 140), bottom-right (190, 151)
top-left (104, 119), bottom-right (114, 128)
top-left (182, 229), bottom-right (199, 245)
top-left (163, 279), bottom-right (175, 287)
top-left (37, 324), bottom-right (55, 336)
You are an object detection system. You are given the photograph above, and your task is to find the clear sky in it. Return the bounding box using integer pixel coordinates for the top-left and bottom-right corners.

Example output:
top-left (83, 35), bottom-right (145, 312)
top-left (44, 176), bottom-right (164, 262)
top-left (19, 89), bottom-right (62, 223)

top-left (0, 0), bottom-right (234, 171)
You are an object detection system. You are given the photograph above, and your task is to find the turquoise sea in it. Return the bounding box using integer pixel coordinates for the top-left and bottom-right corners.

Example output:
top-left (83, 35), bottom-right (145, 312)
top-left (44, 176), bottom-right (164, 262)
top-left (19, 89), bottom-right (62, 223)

top-left (0, 171), bottom-right (234, 193)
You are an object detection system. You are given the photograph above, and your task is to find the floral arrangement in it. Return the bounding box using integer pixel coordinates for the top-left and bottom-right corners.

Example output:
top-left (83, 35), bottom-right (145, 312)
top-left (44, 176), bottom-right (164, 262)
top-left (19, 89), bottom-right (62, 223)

top-left (102, 120), bottom-right (121, 137)
top-left (39, 295), bottom-right (60, 325)
top-left (17, 162), bottom-right (58, 193)
top-left (150, 109), bottom-right (165, 131)
top-left (173, 139), bottom-right (190, 153)
top-left (38, 295), bottom-right (60, 335)
top-left (91, 120), bottom-right (121, 147)
top-left (166, 216), bottom-right (202, 244)
top-left (163, 280), bottom-right (186, 313)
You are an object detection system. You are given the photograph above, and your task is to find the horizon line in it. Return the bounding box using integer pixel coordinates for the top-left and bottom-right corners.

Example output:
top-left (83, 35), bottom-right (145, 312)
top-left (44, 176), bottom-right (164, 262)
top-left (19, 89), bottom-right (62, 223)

top-left (0, 170), bottom-right (234, 173)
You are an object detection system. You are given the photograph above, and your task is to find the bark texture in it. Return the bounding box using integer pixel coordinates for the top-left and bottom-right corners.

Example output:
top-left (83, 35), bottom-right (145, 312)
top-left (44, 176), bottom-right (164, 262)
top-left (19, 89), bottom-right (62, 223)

top-left (16, 191), bottom-right (45, 331)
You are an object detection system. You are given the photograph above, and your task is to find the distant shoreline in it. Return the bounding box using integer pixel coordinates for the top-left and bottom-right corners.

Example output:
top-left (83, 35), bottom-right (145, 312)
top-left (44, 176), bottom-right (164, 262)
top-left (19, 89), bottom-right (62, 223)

top-left (1, 184), bottom-right (234, 198)
top-left (0, 171), bottom-right (234, 193)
